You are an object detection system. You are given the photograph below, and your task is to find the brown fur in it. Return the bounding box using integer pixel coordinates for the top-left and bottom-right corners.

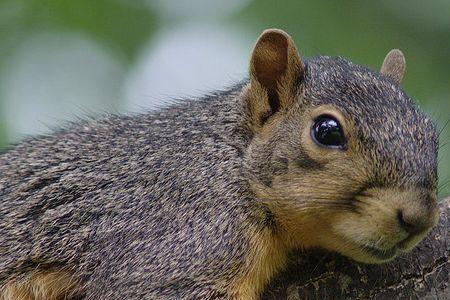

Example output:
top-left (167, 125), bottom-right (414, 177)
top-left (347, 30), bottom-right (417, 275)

top-left (1, 270), bottom-right (80, 300)
top-left (227, 225), bottom-right (287, 300)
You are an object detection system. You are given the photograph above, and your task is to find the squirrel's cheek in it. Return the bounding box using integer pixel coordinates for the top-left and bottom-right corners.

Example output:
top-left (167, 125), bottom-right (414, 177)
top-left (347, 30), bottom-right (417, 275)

top-left (315, 207), bottom-right (401, 263)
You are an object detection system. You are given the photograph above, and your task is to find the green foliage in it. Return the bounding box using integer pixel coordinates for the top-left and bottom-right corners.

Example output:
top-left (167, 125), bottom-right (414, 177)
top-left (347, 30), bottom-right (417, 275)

top-left (0, 0), bottom-right (156, 61)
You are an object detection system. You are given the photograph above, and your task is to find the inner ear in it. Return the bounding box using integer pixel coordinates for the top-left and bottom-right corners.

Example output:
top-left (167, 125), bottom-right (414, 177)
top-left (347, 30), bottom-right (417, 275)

top-left (249, 29), bottom-right (304, 125)
top-left (267, 89), bottom-right (281, 121)
top-left (252, 32), bottom-right (288, 88)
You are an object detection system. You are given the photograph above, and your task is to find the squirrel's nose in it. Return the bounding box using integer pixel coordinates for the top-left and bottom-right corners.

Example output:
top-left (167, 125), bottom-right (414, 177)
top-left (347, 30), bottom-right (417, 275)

top-left (396, 209), bottom-right (431, 236)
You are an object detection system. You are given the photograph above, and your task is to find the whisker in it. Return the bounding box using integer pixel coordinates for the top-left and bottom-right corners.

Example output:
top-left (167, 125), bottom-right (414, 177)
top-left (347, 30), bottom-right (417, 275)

top-left (438, 118), bottom-right (450, 138)
top-left (438, 178), bottom-right (450, 193)
top-left (438, 141), bottom-right (448, 150)
top-left (374, 236), bottom-right (384, 248)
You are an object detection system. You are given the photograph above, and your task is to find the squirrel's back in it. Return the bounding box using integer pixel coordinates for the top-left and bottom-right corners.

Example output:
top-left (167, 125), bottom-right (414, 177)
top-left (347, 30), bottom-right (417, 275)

top-left (0, 84), bottom-right (264, 299)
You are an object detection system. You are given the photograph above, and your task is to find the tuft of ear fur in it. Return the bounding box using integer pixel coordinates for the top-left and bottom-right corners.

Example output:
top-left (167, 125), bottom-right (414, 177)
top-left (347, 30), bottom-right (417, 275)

top-left (248, 29), bottom-right (304, 127)
top-left (380, 49), bottom-right (406, 84)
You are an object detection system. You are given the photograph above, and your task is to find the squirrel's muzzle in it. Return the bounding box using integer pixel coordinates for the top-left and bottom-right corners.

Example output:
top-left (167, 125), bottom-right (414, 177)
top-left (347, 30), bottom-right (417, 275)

top-left (330, 186), bottom-right (439, 263)
top-left (368, 187), bottom-right (439, 253)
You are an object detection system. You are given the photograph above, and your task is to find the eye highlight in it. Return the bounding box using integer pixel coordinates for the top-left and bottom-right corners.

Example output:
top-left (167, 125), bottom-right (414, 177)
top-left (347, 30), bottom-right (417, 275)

top-left (311, 115), bottom-right (347, 149)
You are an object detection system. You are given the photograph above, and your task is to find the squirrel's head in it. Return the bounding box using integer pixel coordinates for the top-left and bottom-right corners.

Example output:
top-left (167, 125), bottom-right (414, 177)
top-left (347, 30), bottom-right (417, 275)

top-left (243, 29), bottom-right (439, 264)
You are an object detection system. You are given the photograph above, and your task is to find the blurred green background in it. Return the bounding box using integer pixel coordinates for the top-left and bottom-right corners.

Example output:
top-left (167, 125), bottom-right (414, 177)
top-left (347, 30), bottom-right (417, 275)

top-left (0, 0), bottom-right (448, 197)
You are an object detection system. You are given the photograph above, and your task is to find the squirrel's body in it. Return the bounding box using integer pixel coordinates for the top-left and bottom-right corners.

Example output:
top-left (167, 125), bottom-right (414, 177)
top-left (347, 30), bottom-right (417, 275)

top-left (0, 85), bottom-right (266, 298)
top-left (0, 30), bottom-right (439, 299)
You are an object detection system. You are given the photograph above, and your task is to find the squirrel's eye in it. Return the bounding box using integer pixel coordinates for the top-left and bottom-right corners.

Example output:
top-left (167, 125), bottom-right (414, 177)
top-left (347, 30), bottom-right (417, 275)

top-left (311, 115), bottom-right (347, 149)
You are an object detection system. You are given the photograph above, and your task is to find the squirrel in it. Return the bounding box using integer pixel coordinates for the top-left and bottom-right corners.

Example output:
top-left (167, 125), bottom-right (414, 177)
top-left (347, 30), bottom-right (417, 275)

top-left (0, 29), bottom-right (440, 300)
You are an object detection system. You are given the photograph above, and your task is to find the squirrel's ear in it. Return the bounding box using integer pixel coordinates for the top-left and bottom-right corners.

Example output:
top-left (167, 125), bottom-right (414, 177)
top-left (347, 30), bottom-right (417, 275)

top-left (248, 29), bottom-right (304, 125)
top-left (380, 49), bottom-right (406, 84)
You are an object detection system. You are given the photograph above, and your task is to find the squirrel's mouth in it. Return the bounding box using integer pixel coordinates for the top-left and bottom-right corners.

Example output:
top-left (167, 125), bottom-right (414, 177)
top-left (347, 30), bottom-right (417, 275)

top-left (332, 236), bottom-right (402, 263)
top-left (360, 245), bottom-right (399, 261)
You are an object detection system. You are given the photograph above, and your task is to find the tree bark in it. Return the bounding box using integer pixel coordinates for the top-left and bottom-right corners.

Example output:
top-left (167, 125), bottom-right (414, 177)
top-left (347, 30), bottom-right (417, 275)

top-left (263, 198), bottom-right (450, 300)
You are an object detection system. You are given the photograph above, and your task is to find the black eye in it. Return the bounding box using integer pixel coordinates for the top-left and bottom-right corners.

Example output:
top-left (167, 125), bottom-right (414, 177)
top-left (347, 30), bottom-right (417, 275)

top-left (311, 115), bottom-right (347, 149)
